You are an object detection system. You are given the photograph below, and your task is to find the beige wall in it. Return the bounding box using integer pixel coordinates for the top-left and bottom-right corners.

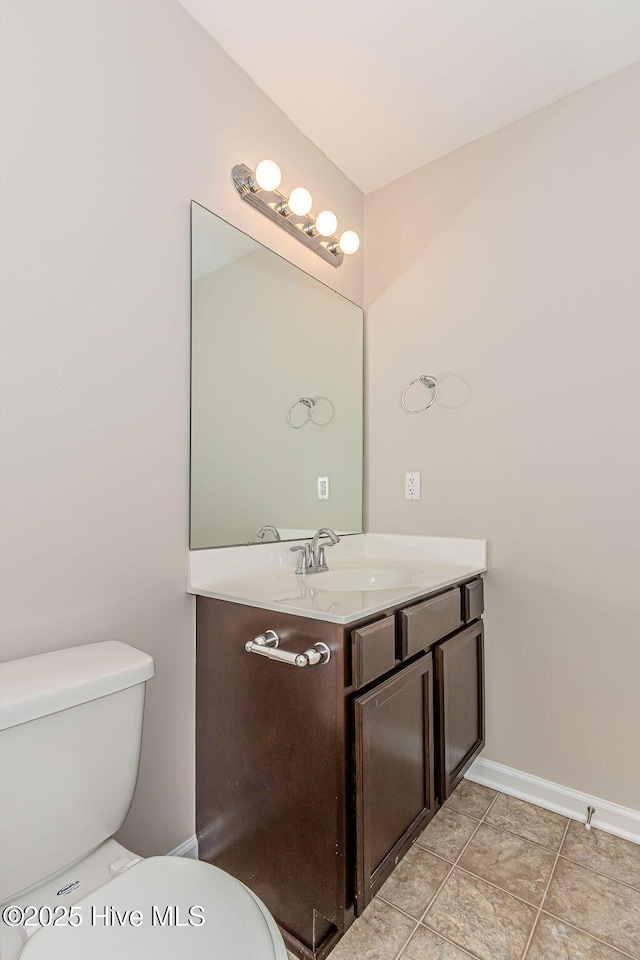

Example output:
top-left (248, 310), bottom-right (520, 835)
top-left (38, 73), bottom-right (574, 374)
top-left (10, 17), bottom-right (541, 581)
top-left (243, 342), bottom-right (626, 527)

top-left (365, 63), bottom-right (640, 810)
top-left (0, 0), bottom-right (363, 856)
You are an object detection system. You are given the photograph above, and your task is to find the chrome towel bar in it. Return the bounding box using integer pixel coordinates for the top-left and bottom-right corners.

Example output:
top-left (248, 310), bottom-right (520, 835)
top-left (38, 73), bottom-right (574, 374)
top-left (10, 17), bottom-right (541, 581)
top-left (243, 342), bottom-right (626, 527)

top-left (245, 630), bottom-right (331, 667)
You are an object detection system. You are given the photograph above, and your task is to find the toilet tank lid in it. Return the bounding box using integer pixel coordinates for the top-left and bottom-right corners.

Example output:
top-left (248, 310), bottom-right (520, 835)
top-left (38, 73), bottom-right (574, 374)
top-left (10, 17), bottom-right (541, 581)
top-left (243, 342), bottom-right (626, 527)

top-left (0, 641), bottom-right (155, 731)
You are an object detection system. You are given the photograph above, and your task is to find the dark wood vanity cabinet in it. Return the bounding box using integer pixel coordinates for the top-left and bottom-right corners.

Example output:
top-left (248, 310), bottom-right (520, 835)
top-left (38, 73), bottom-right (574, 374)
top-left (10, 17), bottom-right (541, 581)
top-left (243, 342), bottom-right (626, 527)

top-left (196, 575), bottom-right (485, 960)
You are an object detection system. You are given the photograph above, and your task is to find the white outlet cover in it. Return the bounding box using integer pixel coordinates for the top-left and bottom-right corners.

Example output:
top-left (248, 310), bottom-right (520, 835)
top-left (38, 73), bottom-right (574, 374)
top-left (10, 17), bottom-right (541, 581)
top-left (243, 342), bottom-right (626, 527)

top-left (405, 472), bottom-right (421, 500)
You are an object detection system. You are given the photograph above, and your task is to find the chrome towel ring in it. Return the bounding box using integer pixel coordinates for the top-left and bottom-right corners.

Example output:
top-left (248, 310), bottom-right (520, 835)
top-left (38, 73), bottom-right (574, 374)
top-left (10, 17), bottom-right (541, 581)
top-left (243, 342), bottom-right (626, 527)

top-left (401, 375), bottom-right (439, 413)
top-left (287, 396), bottom-right (335, 428)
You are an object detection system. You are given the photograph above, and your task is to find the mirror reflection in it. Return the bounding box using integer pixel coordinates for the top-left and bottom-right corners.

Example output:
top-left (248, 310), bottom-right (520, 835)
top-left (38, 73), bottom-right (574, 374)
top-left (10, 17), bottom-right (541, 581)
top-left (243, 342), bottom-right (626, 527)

top-left (190, 202), bottom-right (364, 549)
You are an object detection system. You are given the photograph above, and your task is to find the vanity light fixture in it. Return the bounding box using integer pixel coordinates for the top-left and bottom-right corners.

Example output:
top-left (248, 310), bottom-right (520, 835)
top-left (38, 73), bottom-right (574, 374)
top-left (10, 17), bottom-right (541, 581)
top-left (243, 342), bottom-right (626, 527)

top-left (232, 160), bottom-right (360, 268)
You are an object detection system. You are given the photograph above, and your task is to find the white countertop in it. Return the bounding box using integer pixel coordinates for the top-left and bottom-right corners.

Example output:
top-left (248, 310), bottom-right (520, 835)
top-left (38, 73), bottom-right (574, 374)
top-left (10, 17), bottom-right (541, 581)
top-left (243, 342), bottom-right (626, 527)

top-left (188, 534), bottom-right (487, 624)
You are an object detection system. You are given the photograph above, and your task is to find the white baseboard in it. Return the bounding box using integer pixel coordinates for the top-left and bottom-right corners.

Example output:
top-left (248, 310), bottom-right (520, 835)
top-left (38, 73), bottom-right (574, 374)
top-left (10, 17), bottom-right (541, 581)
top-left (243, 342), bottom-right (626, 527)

top-left (167, 835), bottom-right (199, 859)
top-left (466, 758), bottom-right (640, 845)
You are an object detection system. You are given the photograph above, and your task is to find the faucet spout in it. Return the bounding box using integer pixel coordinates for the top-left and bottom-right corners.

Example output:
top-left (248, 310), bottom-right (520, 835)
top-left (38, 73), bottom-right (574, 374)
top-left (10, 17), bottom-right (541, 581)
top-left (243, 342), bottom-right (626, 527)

top-left (256, 525), bottom-right (281, 542)
top-left (310, 528), bottom-right (340, 572)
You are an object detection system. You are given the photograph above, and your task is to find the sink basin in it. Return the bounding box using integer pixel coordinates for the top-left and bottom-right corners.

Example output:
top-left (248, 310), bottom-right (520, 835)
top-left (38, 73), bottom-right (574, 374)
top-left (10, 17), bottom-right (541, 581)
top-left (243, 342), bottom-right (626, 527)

top-left (313, 567), bottom-right (416, 592)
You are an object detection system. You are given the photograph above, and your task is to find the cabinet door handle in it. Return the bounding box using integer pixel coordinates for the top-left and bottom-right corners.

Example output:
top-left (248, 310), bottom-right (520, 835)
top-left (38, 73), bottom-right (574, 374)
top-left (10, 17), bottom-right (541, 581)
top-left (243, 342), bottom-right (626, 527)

top-left (245, 631), bottom-right (331, 667)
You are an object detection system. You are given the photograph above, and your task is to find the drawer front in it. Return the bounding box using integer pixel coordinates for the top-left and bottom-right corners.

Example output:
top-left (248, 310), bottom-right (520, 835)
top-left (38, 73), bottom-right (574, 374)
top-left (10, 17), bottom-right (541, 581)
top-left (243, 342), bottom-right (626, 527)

top-left (399, 588), bottom-right (462, 660)
top-left (463, 578), bottom-right (484, 623)
top-left (352, 615), bottom-right (397, 688)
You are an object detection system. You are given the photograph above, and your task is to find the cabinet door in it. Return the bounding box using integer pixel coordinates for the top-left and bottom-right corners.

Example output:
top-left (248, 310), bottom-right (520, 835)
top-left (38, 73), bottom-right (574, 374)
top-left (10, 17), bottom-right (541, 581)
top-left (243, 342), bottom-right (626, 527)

top-left (354, 653), bottom-right (436, 913)
top-left (435, 622), bottom-right (485, 801)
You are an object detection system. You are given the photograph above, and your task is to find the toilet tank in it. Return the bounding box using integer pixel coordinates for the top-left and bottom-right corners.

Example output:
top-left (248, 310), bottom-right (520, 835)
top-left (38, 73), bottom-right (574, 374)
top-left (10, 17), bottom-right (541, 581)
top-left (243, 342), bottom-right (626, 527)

top-left (0, 641), bottom-right (155, 902)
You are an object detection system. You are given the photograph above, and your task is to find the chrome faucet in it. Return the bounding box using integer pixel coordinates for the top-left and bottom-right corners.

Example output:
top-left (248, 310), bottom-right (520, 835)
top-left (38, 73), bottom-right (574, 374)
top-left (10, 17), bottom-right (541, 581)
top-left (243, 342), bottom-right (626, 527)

top-left (256, 525), bottom-right (281, 542)
top-left (311, 528), bottom-right (340, 571)
top-left (290, 528), bottom-right (340, 575)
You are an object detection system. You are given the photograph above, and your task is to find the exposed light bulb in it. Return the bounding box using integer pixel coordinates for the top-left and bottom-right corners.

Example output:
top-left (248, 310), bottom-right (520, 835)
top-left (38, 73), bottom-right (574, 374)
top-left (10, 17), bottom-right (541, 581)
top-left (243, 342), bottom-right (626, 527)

top-left (315, 210), bottom-right (338, 237)
top-left (255, 159), bottom-right (282, 191)
top-left (338, 230), bottom-right (360, 255)
top-left (288, 187), bottom-right (313, 216)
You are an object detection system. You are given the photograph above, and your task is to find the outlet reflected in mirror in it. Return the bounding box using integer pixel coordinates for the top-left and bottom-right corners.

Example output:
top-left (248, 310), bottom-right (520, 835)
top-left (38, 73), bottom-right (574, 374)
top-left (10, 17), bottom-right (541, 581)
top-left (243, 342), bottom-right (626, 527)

top-left (190, 202), bottom-right (364, 549)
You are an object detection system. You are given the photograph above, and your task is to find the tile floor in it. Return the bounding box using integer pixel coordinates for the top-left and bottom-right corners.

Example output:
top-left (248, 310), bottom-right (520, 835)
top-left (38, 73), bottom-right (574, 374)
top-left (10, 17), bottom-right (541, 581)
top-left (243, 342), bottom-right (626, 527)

top-left (293, 779), bottom-right (640, 960)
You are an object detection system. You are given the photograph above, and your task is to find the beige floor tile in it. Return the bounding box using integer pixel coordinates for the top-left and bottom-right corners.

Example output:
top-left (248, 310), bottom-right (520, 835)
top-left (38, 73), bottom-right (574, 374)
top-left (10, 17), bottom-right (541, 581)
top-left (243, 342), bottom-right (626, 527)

top-left (378, 845), bottom-right (452, 920)
top-left (526, 913), bottom-right (630, 960)
top-left (328, 898), bottom-right (416, 960)
top-left (545, 857), bottom-right (640, 957)
top-left (561, 820), bottom-right (640, 891)
top-left (414, 808), bottom-right (478, 862)
top-left (446, 779), bottom-right (497, 820)
top-left (401, 925), bottom-right (475, 959)
top-left (486, 794), bottom-right (568, 851)
top-left (458, 821), bottom-right (556, 906)
top-left (424, 867), bottom-right (537, 960)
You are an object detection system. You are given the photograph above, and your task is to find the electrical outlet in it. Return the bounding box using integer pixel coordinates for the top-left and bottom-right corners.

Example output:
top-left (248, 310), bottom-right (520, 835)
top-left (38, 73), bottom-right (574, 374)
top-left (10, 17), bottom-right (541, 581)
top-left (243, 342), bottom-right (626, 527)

top-left (405, 472), bottom-right (421, 500)
top-left (317, 476), bottom-right (329, 500)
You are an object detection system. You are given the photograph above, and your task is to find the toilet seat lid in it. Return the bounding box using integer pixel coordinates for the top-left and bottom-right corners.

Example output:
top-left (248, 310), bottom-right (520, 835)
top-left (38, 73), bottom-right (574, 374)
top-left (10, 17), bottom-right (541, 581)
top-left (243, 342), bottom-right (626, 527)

top-left (19, 857), bottom-right (287, 960)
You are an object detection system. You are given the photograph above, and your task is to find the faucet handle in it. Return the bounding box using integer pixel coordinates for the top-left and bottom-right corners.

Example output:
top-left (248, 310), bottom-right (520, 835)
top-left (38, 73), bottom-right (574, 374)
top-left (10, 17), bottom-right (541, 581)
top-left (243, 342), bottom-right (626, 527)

top-left (290, 544), bottom-right (311, 575)
top-left (317, 537), bottom-right (339, 570)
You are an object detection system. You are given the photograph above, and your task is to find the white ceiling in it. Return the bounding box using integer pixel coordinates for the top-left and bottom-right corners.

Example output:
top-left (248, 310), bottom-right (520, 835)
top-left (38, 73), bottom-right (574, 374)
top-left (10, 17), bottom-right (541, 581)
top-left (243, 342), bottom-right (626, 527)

top-left (178, 0), bottom-right (640, 193)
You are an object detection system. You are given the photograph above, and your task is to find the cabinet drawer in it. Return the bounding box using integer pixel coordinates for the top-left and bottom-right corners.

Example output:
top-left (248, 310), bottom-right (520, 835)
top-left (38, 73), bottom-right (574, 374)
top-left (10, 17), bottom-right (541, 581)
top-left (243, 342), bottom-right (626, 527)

top-left (352, 615), bottom-right (397, 688)
top-left (399, 588), bottom-right (462, 660)
top-left (462, 578), bottom-right (484, 623)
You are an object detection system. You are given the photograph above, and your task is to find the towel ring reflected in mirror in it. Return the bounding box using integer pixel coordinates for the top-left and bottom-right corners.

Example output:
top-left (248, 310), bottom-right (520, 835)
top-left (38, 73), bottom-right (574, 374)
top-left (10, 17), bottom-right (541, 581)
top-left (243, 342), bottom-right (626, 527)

top-left (401, 375), bottom-right (439, 413)
top-left (287, 397), bottom-right (315, 428)
top-left (287, 396), bottom-right (335, 428)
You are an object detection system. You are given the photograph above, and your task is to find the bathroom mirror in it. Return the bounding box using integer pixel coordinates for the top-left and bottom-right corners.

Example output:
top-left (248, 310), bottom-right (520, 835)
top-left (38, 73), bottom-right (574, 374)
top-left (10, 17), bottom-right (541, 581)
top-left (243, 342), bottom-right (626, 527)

top-left (190, 201), bottom-right (363, 549)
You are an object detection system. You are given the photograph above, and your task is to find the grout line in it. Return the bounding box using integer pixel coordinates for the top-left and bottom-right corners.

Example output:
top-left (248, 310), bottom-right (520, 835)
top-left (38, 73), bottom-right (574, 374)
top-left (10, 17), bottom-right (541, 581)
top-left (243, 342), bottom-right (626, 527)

top-left (364, 898), bottom-right (421, 960)
top-left (453, 864), bottom-right (541, 910)
top-left (391, 917), bottom-right (421, 960)
top-left (440, 812), bottom-right (484, 868)
top-left (416, 858), bottom-right (456, 923)
top-left (376, 895), bottom-right (422, 924)
top-left (482, 794), bottom-right (569, 854)
top-left (413, 837), bottom-right (457, 864)
top-left (481, 791), bottom-right (501, 822)
top-left (444, 791), bottom-right (499, 825)
top-left (481, 820), bottom-right (567, 854)
top-left (444, 807), bottom-right (483, 823)
top-left (520, 819), bottom-right (571, 960)
top-left (413, 847), bottom-right (457, 867)
top-left (554, 852), bottom-right (640, 894)
top-left (539, 911), bottom-right (638, 960)
top-left (419, 921), bottom-right (485, 960)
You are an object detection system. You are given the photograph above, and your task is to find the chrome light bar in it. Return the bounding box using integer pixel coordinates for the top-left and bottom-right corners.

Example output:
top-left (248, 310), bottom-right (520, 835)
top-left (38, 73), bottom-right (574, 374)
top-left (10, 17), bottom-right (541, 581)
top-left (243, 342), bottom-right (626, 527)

top-left (232, 163), bottom-right (345, 268)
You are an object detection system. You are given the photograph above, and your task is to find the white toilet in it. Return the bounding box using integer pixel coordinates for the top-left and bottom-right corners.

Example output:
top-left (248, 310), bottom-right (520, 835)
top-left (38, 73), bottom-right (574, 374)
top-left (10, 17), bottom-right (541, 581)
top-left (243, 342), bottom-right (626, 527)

top-left (0, 641), bottom-right (288, 960)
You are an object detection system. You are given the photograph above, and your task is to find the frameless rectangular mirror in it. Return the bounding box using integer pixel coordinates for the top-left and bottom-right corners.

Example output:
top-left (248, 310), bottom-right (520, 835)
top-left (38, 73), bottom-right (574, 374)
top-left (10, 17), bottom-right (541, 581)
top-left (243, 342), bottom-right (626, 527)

top-left (190, 201), bottom-right (364, 549)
